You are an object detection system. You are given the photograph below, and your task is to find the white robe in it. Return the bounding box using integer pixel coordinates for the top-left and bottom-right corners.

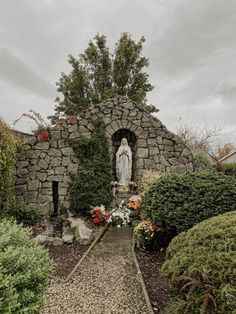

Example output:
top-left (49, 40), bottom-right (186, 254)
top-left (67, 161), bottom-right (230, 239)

top-left (116, 142), bottom-right (132, 185)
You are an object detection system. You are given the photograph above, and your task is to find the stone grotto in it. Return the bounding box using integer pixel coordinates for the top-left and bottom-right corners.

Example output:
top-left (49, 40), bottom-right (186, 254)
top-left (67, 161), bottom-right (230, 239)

top-left (14, 96), bottom-right (194, 213)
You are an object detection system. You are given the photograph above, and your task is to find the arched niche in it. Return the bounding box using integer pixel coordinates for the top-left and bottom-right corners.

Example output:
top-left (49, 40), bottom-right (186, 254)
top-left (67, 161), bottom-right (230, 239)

top-left (111, 128), bottom-right (137, 181)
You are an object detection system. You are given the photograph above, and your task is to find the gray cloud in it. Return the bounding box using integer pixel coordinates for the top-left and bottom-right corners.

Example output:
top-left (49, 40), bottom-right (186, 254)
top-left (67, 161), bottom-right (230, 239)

top-left (0, 0), bottom-right (235, 145)
top-left (0, 48), bottom-right (55, 97)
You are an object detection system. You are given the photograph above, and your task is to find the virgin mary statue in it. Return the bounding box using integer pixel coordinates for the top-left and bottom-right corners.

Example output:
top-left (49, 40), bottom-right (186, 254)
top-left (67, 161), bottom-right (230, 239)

top-left (116, 138), bottom-right (132, 186)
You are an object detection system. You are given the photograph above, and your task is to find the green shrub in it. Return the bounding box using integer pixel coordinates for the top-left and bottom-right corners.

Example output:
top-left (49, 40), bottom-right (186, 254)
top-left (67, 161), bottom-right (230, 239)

top-left (215, 162), bottom-right (236, 177)
top-left (142, 172), bottom-right (236, 232)
top-left (7, 204), bottom-right (43, 225)
top-left (0, 220), bottom-right (53, 313)
top-left (161, 211), bottom-right (236, 314)
top-left (0, 120), bottom-right (23, 211)
top-left (69, 118), bottom-right (112, 214)
top-left (192, 148), bottom-right (213, 170)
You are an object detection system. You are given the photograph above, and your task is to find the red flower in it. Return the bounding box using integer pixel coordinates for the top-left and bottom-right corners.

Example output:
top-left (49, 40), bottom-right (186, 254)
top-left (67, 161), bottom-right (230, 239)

top-left (103, 215), bottom-right (109, 221)
top-left (95, 210), bottom-right (102, 215)
top-left (93, 217), bottom-right (100, 225)
top-left (37, 130), bottom-right (49, 142)
top-left (66, 116), bottom-right (77, 125)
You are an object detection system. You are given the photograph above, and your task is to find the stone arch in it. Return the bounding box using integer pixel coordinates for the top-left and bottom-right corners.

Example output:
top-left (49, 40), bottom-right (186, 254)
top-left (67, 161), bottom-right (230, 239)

top-left (111, 129), bottom-right (137, 181)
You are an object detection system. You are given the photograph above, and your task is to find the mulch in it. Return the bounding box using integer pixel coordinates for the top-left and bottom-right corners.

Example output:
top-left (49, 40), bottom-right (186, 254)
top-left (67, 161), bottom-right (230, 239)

top-left (137, 250), bottom-right (170, 313)
top-left (46, 243), bottom-right (89, 278)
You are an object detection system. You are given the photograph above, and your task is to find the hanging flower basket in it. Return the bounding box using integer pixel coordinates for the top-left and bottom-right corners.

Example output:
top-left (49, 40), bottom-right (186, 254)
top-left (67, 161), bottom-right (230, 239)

top-left (37, 129), bottom-right (50, 142)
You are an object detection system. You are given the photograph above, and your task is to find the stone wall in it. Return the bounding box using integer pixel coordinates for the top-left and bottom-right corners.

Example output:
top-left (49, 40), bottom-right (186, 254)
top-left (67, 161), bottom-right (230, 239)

top-left (15, 96), bottom-right (194, 213)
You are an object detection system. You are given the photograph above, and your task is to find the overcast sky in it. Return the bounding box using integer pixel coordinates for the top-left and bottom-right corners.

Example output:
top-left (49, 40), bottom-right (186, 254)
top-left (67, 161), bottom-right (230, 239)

top-left (0, 0), bottom-right (235, 146)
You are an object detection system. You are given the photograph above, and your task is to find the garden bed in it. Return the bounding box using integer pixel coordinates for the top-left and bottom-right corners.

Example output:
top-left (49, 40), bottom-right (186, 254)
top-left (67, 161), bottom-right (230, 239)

top-left (47, 243), bottom-right (89, 278)
top-left (137, 250), bottom-right (170, 313)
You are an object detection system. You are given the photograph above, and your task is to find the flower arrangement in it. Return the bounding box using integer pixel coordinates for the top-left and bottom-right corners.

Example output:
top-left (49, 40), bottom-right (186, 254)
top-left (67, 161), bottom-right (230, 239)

top-left (90, 205), bottom-right (109, 227)
top-left (127, 195), bottom-right (141, 210)
top-left (127, 195), bottom-right (141, 220)
top-left (134, 220), bottom-right (157, 250)
top-left (109, 201), bottom-right (131, 227)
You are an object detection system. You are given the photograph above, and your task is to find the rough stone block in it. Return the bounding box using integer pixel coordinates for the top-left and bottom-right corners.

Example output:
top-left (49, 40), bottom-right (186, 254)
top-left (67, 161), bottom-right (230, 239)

top-left (28, 179), bottom-right (40, 191)
top-left (137, 148), bottom-right (149, 158)
top-left (149, 147), bottom-right (159, 156)
top-left (48, 148), bottom-right (62, 157)
top-left (24, 191), bottom-right (38, 203)
top-left (54, 167), bottom-right (65, 175)
top-left (61, 147), bottom-right (74, 156)
top-left (35, 142), bottom-right (50, 150)
top-left (15, 185), bottom-right (27, 195)
top-left (37, 172), bottom-right (47, 182)
top-left (17, 160), bottom-right (29, 168)
top-left (61, 131), bottom-right (69, 139)
top-left (38, 159), bottom-right (48, 170)
top-left (50, 130), bottom-right (61, 140)
top-left (17, 168), bottom-right (29, 177)
top-left (68, 124), bottom-right (78, 133)
top-left (50, 157), bottom-right (62, 167)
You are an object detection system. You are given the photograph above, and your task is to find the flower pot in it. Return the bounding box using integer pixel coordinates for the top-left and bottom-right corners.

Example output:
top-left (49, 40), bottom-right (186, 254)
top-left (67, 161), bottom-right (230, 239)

top-left (66, 116), bottom-right (77, 125)
top-left (37, 130), bottom-right (49, 142)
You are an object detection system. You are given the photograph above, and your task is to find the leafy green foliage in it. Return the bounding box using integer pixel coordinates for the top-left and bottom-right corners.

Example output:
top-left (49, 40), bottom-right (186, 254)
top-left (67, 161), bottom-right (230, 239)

top-left (7, 204), bottom-right (43, 225)
top-left (161, 211), bottom-right (236, 314)
top-left (52, 33), bottom-right (156, 120)
top-left (0, 220), bottom-right (53, 313)
top-left (69, 118), bottom-right (112, 214)
top-left (215, 162), bottom-right (236, 177)
top-left (192, 148), bottom-right (213, 170)
top-left (142, 172), bottom-right (236, 232)
top-left (0, 120), bottom-right (23, 211)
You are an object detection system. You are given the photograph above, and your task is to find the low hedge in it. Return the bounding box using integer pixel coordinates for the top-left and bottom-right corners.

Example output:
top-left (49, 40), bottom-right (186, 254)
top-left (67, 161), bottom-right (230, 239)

top-left (215, 162), bottom-right (236, 177)
top-left (161, 211), bottom-right (236, 314)
top-left (7, 204), bottom-right (43, 225)
top-left (142, 172), bottom-right (236, 232)
top-left (0, 220), bottom-right (53, 313)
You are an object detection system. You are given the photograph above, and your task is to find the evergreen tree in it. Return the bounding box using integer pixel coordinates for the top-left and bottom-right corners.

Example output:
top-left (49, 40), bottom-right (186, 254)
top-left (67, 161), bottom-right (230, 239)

top-left (52, 33), bottom-right (157, 120)
top-left (69, 118), bottom-right (112, 213)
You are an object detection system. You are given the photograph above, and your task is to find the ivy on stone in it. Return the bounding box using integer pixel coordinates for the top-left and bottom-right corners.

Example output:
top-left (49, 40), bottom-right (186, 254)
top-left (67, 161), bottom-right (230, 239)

top-left (69, 118), bottom-right (112, 214)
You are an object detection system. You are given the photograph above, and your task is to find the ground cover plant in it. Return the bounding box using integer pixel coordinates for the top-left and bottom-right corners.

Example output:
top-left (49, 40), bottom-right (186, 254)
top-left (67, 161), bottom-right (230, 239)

top-left (161, 211), bottom-right (236, 314)
top-left (6, 204), bottom-right (43, 225)
top-left (142, 171), bottom-right (236, 232)
top-left (0, 220), bottom-right (53, 313)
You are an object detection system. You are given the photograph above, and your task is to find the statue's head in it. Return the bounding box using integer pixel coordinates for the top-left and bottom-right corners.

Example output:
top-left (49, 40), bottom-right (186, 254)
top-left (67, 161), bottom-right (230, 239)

top-left (121, 138), bottom-right (128, 146)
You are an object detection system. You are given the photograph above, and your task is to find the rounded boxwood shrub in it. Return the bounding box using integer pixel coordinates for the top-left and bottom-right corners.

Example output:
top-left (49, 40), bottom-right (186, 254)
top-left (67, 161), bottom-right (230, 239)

top-left (142, 172), bottom-right (236, 232)
top-left (0, 220), bottom-right (53, 313)
top-left (161, 211), bottom-right (236, 314)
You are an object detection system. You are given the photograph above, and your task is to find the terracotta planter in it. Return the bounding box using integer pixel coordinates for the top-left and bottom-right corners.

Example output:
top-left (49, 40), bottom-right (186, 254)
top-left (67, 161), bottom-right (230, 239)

top-left (66, 116), bottom-right (77, 125)
top-left (37, 130), bottom-right (49, 142)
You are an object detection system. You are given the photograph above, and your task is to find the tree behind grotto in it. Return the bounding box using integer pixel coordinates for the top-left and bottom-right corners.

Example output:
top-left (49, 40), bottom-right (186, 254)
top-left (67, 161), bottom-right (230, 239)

top-left (51, 33), bottom-right (157, 121)
top-left (69, 118), bottom-right (112, 214)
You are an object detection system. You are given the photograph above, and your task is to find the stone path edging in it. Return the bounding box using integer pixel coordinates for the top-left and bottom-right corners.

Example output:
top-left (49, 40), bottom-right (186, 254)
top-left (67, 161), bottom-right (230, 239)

top-left (132, 235), bottom-right (154, 314)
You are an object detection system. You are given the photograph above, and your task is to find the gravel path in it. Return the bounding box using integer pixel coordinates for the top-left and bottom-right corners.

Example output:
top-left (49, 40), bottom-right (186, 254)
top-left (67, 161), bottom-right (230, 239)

top-left (43, 229), bottom-right (149, 314)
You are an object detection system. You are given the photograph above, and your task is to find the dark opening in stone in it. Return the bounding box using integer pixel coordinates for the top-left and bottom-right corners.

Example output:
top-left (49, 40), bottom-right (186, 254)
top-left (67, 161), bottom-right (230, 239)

top-left (112, 128), bottom-right (137, 181)
top-left (52, 181), bottom-right (59, 214)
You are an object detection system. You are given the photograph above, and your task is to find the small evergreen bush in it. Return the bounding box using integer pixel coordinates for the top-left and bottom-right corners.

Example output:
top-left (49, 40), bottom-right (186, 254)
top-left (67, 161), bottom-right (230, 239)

top-left (215, 162), bottom-right (236, 177)
top-left (142, 172), bottom-right (236, 232)
top-left (7, 204), bottom-right (43, 225)
top-left (69, 118), bottom-right (112, 214)
top-left (0, 220), bottom-right (53, 313)
top-left (161, 211), bottom-right (236, 314)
